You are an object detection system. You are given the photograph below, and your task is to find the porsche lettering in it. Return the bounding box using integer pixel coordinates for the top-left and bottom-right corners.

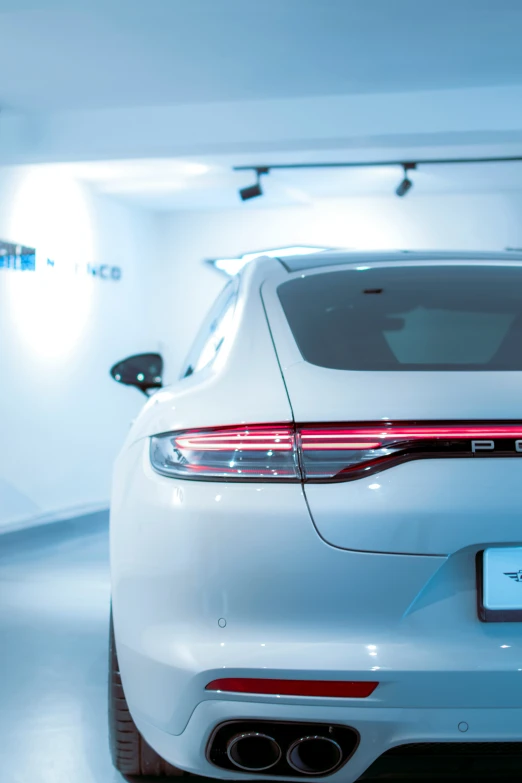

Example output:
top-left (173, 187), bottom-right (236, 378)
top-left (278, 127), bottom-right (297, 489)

top-left (471, 439), bottom-right (522, 453)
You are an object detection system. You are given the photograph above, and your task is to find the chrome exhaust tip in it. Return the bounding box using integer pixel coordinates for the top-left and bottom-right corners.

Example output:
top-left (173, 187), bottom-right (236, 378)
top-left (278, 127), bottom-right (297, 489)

top-left (227, 731), bottom-right (282, 772)
top-left (287, 735), bottom-right (344, 775)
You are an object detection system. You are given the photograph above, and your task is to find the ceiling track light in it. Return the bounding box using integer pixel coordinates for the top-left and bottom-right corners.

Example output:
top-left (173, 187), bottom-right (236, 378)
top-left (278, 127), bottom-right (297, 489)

top-left (239, 167), bottom-right (269, 201)
top-left (233, 154), bottom-right (522, 200)
top-left (395, 162), bottom-right (416, 197)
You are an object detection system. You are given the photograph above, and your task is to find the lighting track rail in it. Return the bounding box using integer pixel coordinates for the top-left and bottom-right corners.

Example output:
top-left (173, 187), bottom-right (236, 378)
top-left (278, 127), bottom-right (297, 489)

top-left (233, 155), bottom-right (522, 199)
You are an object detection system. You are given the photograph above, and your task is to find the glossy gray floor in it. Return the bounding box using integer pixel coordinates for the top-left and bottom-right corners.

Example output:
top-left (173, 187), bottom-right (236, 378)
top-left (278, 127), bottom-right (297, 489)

top-left (0, 513), bottom-right (120, 783)
top-left (0, 513), bottom-right (489, 783)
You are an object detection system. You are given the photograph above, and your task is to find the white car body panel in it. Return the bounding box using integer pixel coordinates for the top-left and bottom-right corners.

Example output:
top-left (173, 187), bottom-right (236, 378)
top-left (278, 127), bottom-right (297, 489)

top-left (270, 361), bottom-right (522, 421)
top-left (112, 439), bottom-right (522, 779)
top-left (125, 256), bottom-right (291, 445)
top-left (140, 701), bottom-right (522, 780)
top-left (111, 250), bottom-right (522, 782)
top-left (304, 460), bottom-right (522, 555)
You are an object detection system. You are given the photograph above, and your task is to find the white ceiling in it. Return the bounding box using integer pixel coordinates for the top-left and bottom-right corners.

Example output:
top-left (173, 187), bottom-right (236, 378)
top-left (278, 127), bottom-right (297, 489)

top-left (2, 0), bottom-right (522, 209)
top-left (1, 0), bottom-right (522, 112)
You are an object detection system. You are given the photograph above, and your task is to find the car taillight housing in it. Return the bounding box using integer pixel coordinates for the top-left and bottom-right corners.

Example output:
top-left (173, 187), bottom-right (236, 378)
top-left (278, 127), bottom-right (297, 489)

top-left (150, 422), bottom-right (522, 482)
top-left (150, 425), bottom-right (300, 480)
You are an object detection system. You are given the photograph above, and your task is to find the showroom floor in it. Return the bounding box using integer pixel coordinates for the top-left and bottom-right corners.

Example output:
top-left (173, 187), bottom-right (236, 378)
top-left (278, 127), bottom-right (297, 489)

top-left (0, 514), bottom-right (477, 783)
top-left (0, 513), bottom-right (121, 783)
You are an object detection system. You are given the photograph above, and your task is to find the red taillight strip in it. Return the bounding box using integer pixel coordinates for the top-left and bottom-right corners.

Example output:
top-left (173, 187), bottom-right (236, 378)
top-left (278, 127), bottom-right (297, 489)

top-left (205, 678), bottom-right (378, 698)
top-left (301, 440), bottom-right (382, 450)
top-left (152, 422), bottom-right (522, 485)
top-left (300, 424), bottom-right (522, 449)
top-left (174, 423), bottom-right (522, 454)
top-left (175, 426), bottom-right (294, 452)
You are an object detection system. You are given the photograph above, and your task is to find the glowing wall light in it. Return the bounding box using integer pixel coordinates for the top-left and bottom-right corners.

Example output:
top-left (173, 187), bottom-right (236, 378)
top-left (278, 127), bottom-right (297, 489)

top-left (5, 168), bottom-right (96, 361)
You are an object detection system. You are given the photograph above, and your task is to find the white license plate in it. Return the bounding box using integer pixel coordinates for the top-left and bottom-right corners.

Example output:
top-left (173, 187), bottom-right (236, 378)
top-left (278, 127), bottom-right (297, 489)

top-left (483, 547), bottom-right (522, 610)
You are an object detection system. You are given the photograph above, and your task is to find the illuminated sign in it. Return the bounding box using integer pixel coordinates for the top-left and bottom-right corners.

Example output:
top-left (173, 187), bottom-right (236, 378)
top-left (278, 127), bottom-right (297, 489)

top-left (0, 239), bottom-right (121, 280)
top-left (46, 258), bottom-right (122, 279)
top-left (0, 240), bottom-right (36, 271)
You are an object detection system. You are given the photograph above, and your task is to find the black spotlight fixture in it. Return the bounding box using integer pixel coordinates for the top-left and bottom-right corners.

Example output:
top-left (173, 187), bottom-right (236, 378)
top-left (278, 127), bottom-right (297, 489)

top-left (239, 167), bottom-right (269, 201)
top-left (396, 163), bottom-right (416, 197)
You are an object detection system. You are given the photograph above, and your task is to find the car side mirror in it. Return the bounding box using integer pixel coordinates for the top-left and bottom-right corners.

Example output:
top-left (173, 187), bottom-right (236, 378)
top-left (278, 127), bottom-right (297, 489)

top-left (110, 353), bottom-right (163, 396)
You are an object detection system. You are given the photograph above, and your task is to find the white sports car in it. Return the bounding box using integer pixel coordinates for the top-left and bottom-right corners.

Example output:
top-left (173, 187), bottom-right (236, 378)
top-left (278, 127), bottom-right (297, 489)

top-left (109, 250), bottom-right (522, 781)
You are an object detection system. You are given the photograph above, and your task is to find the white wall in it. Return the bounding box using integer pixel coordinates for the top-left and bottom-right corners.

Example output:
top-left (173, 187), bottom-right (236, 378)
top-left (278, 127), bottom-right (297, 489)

top-left (0, 166), bottom-right (160, 532)
top-left (5, 183), bottom-right (522, 533)
top-left (156, 191), bottom-right (522, 377)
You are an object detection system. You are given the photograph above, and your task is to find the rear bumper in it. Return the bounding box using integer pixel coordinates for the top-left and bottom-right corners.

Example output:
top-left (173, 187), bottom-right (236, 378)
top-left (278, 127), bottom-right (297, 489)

top-left (118, 623), bottom-right (522, 779)
top-left (111, 440), bottom-right (522, 776)
top-left (137, 698), bottom-right (522, 781)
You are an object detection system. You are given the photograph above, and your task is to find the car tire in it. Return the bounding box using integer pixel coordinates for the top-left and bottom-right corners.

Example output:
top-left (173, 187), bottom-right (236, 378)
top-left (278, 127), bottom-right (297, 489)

top-left (108, 611), bottom-right (186, 777)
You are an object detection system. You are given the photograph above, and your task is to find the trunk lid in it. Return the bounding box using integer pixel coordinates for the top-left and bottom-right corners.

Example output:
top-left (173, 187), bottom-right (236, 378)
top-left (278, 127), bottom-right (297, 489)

top-left (264, 261), bottom-right (522, 556)
top-left (284, 364), bottom-right (522, 555)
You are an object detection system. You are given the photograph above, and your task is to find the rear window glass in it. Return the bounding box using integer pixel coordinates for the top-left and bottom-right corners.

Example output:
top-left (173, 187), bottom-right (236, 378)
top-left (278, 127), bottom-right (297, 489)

top-left (277, 265), bottom-right (522, 371)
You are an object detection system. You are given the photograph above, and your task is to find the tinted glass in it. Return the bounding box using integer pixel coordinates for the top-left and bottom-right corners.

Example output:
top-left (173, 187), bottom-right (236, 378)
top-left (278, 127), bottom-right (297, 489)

top-left (277, 266), bottom-right (522, 371)
top-left (180, 279), bottom-right (238, 379)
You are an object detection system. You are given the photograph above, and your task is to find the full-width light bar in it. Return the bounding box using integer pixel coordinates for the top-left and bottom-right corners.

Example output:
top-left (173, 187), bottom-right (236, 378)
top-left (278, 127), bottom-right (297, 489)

top-left (300, 424), bottom-right (522, 448)
top-left (151, 422), bottom-right (522, 483)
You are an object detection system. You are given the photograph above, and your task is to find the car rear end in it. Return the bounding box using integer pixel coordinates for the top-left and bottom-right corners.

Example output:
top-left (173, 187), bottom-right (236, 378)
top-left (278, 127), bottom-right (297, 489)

top-left (262, 257), bottom-right (522, 775)
top-left (111, 253), bottom-right (522, 781)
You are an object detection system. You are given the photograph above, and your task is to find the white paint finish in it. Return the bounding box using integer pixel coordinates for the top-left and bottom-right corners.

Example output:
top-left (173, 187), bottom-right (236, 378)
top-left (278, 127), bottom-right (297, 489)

top-left (111, 440), bottom-right (439, 735)
top-left (4, 85), bottom-right (522, 168)
top-left (0, 165), bottom-right (161, 531)
top-left (1, 0), bottom-right (521, 112)
top-left (143, 699), bottom-right (522, 781)
top-left (111, 438), bottom-right (522, 775)
top-left (304, 460), bottom-right (522, 556)
top-left (122, 256), bottom-right (292, 443)
top-left (111, 250), bottom-right (522, 774)
top-left (278, 361), bottom-right (522, 421)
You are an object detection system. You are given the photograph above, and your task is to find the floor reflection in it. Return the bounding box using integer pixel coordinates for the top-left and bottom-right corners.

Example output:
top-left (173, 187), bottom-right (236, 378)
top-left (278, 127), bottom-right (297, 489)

top-left (0, 512), bottom-right (121, 783)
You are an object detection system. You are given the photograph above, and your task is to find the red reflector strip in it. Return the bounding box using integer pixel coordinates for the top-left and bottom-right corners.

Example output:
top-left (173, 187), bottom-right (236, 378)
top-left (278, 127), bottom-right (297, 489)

top-left (175, 426), bottom-right (294, 451)
top-left (205, 678), bottom-right (378, 698)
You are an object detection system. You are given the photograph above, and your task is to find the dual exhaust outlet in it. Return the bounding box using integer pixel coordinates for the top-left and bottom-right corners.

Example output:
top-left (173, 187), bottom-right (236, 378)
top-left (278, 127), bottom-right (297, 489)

top-left (227, 731), bottom-right (344, 775)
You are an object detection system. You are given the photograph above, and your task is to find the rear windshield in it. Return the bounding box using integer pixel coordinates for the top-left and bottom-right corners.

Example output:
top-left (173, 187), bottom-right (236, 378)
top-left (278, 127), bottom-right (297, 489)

top-left (277, 265), bottom-right (522, 371)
